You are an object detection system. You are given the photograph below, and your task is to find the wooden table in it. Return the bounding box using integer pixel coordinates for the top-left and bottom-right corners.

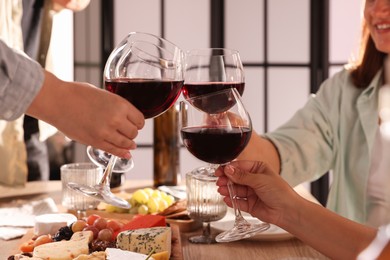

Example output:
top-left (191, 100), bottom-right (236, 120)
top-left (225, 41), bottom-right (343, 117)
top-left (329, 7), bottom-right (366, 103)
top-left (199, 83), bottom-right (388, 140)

top-left (0, 181), bottom-right (329, 260)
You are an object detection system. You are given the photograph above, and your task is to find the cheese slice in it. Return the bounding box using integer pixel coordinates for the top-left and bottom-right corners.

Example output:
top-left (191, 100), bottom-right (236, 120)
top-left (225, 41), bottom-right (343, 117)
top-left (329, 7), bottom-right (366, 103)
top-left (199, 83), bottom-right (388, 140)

top-left (32, 231), bottom-right (93, 260)
top-left (105, 248), bottom-right (154, 260)
top-left (34, 213), bottom-right (77, 236)
top-left (116, 227), bottom-right (171, 256)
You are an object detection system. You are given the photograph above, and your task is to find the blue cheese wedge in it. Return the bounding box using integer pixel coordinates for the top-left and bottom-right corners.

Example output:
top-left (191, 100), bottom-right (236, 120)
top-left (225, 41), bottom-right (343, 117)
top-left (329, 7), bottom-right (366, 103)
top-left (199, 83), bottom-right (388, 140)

top-left (116, 227), bottom-right (171, 256)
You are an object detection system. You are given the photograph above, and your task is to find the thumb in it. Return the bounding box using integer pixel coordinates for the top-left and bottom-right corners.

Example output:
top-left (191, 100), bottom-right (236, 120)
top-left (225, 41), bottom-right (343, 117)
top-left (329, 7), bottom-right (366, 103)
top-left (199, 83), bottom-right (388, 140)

top-left (224, 164), bottom-right (253, 186)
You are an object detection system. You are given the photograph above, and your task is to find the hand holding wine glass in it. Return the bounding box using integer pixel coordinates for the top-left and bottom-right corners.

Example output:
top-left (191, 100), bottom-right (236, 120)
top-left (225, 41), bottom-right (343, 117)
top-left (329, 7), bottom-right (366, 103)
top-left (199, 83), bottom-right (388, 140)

top-left (69, 32), bottom-right (184, 208)
top-left (180, 88), bottom-right (270, 243)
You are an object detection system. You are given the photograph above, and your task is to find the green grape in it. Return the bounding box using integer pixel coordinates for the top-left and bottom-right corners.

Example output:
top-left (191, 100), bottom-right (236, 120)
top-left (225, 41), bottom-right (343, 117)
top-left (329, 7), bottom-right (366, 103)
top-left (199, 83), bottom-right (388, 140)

top-left (164, 194), bottom-right (175, 206)
top-left (129, 197), bottom-right (138, 207)
top-left (129, 206), bottom-right (139, 214)
top-left (143, 187), bottom-right (154, 196)
top-left (132, 189), bottom-right (149, 204)
top-left (138, 204), bottom-right (149, 215)
top-left (157, 198), bottom-right (169, 212)
top-left (147, 198), bottom-right (159, 214)
top-left (151, 189), bottom-right (162, 198)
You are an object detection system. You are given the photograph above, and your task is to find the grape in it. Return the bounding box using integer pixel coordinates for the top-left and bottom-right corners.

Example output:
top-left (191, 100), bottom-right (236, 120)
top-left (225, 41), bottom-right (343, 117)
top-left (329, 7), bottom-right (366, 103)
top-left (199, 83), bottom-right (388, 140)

top-left (147, 198), bottom-right (159, 214)
top-left (106, 219), bottom-right (122, 232)
top-left (151, 189), bottom-right (162, 198)
top-left (97, 228), bottom-right (113, 242)
top-left (138, 204), bottom-right (149, 215)
top-left (34, 235), bottom-right (52, 247)
top-left (143, 187), bottom-right (154, 196)
top-left (129, 206), bottom-right (139, 214)
top-left (132, 189), bottom-right (149, 204)
top-left (87, 214), bottom-right (101, 226)
top-left (71, 220), bottom-right (87, 233)
top-left (83, 226), bottom-right (99, 239)
top-left (93, 217), bottom-right (107, 230)
top-left (105, 204), bottom-right (128, 213)
top-left (158, 198), bottom-right (169, 212)
top-left (164, 194), bottom-right (175, 206)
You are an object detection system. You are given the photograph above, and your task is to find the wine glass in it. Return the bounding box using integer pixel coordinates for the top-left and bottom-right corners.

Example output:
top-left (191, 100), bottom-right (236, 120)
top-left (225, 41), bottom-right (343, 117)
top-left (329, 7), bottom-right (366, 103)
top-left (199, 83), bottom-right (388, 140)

top-left (186, 166), bottom-right (227, 244)
top-left (182, 48), bottom-right (245, 101)
top-left (180, 88), bottom-right (270, 242)
top-left (68, 32), bottom-right (184, 208)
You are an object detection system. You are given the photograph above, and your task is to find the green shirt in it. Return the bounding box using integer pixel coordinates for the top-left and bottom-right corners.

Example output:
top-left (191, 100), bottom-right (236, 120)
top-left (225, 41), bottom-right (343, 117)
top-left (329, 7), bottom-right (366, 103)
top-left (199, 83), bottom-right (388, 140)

top-left (265, 68), bottom-right (383, 226)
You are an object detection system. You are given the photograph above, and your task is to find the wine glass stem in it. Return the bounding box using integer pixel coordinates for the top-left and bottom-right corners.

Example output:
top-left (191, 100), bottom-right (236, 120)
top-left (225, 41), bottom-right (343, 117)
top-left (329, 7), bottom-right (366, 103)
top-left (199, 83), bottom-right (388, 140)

top-left (227, 179), bottom-right (246, 223)
top-left (203, 222), bottom-right (212, 238)
top-left (99, 155), bottom-right (117, 186)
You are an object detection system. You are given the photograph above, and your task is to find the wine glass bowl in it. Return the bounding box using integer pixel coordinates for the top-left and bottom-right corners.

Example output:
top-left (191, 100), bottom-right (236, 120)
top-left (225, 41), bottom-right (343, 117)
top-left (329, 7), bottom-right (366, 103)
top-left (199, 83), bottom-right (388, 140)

top-left (182, 48), bottom-right (245, 102)
top-left (186, 166), bottom-right (227, 244)
top-left (70, 32), bottom-right (184, 208)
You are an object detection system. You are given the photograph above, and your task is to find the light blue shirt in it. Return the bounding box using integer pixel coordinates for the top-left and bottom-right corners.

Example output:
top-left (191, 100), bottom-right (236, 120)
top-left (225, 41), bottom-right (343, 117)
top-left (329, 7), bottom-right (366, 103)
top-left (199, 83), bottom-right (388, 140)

top-left (265, 68), bottom-right (383, 226)
top-left (0, 39), bottom-right (44, 120)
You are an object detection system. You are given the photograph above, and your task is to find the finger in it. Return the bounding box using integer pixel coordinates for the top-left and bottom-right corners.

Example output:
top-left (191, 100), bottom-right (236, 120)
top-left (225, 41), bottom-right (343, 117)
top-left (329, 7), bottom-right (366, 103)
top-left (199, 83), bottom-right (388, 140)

top-left (117, 121), bottom-right (140, 140)
top-left (125, 103), bottom-right (145, 130)
top-left (97, 141), bottom-right (132, 159)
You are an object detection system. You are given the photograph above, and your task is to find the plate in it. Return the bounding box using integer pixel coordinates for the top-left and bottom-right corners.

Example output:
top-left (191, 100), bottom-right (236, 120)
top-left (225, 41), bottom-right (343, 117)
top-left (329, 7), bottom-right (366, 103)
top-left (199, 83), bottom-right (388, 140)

top-left (211, 208), bottom-right (293, 241)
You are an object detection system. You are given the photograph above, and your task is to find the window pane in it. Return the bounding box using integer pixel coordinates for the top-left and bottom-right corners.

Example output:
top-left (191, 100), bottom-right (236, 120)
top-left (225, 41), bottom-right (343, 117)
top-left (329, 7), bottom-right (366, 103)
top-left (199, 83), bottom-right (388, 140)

top-left (329, 0), bottom-right (361, 63)
top-left (166, 0), bottom-right (210, 50)
top-left (268, 0), bottom-right (310, 63)
top-left (268, 68), bottom-right (310, 131)
top-left (114, 0), bottom-right (160, 45)
top-left (243, 68), bottom-right (265, 133)
top-left (226, 0), bottom-right (264, 63)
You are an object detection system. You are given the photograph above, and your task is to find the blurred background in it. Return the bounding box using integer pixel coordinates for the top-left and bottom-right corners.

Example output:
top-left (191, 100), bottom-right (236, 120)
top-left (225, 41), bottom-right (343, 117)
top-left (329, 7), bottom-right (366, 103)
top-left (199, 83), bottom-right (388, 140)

top-left (49, 0), bottom-right (361, 205)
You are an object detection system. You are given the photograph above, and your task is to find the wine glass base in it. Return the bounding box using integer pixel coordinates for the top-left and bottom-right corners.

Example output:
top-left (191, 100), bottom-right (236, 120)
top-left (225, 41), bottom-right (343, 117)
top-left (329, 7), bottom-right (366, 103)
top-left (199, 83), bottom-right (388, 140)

top-left (67, 182), bottom-right (131, 209)
top-left (87, 146), bottom-right (134, 173)
top-left (188, 235), bottom-right (217, 244)
top-left (215, 222), bottom-right (270, 243)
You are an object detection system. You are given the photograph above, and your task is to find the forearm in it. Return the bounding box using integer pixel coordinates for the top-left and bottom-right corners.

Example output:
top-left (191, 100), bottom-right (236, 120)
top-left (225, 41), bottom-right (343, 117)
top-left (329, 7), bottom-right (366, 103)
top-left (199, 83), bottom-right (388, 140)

top-left (280, 198), bottom-right (377, 260)
top-left (238, 131), bottom-right (281, 174)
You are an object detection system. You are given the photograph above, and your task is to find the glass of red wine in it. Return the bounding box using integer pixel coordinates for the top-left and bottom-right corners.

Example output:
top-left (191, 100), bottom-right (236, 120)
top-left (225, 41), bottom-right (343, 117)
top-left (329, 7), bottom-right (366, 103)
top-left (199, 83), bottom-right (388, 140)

top-left (68, 32), bottom-right (184, 208)
top-left (182, 48), bottom-right (245, 103)
top-left (180, 88), bottom-right (270, 242)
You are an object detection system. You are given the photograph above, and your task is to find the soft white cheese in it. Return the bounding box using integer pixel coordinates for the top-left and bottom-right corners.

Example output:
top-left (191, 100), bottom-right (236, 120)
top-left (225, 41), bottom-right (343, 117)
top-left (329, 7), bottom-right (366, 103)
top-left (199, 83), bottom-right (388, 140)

top-left (34, 213), bottom-right (77, 236)
top-left (105, 248), bottom-right (154, 260)
top-left (116, 227), bottom-right (171, 256)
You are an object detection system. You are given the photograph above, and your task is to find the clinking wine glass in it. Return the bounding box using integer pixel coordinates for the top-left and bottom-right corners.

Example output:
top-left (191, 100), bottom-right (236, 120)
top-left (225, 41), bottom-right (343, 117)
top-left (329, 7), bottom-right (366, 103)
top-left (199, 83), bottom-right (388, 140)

top-left (180, 88), bottom-right (270, 242)
top-left (68, 32), bottom-right (184, 208)
top-left (186, 166), bottom-right (227, 244)
top-left (182, 48), bottom-right (245, 100)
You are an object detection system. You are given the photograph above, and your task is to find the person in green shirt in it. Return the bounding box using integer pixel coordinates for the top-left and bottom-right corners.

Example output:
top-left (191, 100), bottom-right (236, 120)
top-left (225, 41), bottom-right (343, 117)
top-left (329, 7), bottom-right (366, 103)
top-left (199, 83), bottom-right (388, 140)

top-left (238, 0), bottom-right (390, 227)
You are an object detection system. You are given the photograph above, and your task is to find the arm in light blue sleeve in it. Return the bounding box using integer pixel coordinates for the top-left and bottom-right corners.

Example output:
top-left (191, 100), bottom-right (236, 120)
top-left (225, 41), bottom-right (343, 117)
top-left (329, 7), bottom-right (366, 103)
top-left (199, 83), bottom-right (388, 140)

top-left (0, 39), bottom-right (44, 121)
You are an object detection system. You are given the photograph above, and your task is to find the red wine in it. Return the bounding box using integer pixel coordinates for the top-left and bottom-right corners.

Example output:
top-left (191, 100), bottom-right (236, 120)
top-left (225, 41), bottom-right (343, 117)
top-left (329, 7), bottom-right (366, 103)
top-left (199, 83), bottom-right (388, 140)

top-left (105, 79), bottom-right (183, 119)
top-left (182, 82), bottom-right (244, 114)
top-left (181, 126), bottom-right (251, 164)
top-left (182, 82), bottom-right (244, 100)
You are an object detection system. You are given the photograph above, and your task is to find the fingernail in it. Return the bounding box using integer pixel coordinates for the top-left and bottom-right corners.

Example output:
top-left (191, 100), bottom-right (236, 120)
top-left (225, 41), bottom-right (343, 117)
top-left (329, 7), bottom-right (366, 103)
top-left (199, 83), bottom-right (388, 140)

top-left (224, 165), bottom-right (235, 176)
top-left (123, 151), bottom-right (131, 159)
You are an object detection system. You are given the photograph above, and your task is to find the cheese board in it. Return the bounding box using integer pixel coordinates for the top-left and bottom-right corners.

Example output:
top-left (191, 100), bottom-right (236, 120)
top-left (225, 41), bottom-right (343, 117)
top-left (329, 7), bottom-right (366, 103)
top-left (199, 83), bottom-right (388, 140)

top-left (12, 215), bottom-right (184, 260)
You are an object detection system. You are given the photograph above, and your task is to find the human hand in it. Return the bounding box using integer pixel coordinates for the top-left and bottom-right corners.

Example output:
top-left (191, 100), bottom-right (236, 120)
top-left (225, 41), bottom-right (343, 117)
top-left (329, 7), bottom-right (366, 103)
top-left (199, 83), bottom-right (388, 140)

top-left (27, 71), bottom-right (145, 159)
top-left (215, 160), bottom-right (300, 227)
top-left (51, 0), bottom-right (91, 12)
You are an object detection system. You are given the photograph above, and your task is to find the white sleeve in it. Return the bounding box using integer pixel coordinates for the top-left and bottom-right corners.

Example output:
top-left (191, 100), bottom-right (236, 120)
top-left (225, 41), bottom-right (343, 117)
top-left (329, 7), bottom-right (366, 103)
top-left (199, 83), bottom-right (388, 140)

top-left (357, 225), bottom-right (390, 260)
